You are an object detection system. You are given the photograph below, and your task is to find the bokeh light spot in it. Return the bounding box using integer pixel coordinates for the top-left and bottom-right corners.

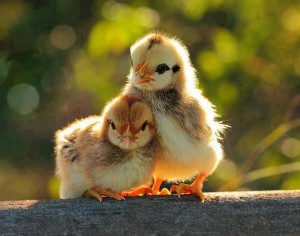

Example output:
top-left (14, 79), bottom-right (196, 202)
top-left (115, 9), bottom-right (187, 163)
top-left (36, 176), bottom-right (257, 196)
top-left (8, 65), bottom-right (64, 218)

top-left (213, 29), bottom-right (238, 63)
top-left (102, 1), bottom-right (127, 21)
top-left (281, 8), bottom-right (300, 33)
top-left (281, 138), bottom-right (300, 158)
top-left (215, 159), bottom-right (237, 180)
top-left (182, 0), bottom-right (207, 20)
top-left (90, 2), bottom-right (158, 57)
top-left (217, 81), bottom-right (238, 104)
top-left (50, 24), bottom-right (76, 50)
top-left (197, 50), bottom-right (224, 79)
top-left (88, 22), bottom-right (129, 56)
top-left (7, 83), bottom-right (40, 115)
top-left (136, 7), bottom-right (160, 28)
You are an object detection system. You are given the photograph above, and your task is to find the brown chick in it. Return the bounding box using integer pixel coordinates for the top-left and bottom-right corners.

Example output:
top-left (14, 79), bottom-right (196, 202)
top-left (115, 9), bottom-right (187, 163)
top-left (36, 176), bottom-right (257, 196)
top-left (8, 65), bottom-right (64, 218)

top-left (123, 33), bottom-right (226, 202)
top-left (55, 95), bottom-right (158, 202)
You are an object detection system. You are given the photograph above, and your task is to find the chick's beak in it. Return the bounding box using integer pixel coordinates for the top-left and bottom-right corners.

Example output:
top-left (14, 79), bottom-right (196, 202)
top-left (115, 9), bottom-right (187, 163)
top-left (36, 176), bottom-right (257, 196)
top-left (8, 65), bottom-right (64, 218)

top-left (133, 62), bottom-right (154, 84)
top-left (123, 137), bottom-right (132, 148)
top-left (135, 75), bottom-right (154, 84)
top-left (122, 125), bottom-right (133, 148)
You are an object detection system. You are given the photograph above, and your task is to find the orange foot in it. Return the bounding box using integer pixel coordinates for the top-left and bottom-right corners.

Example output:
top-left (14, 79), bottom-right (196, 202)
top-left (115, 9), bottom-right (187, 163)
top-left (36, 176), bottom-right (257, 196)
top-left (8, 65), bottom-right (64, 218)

top-left (121, 187), bottom-right (153, 197)
top-left (170, 173), bottom-right (208, 203)
top-left (83, 187), bottom-right (125, 202)
top-left (151, 178), bottom-right (171, 195)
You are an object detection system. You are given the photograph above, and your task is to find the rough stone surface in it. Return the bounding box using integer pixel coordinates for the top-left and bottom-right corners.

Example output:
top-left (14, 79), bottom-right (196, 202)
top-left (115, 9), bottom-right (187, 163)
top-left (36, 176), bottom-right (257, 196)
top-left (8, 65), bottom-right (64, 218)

top-left (0, 190), bottom-right (300, 235)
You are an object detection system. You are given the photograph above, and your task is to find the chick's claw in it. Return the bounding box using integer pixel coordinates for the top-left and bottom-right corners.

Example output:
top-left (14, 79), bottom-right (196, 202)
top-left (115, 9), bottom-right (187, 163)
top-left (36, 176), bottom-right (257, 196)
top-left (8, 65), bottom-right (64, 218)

top-left (158, 188), bottom-right (171, 195)
top-left (83, 187), bottom-right (125, 202)
top-left (151, 178), bottom-right (170, 195)
top-left (121, 187), bottom-right (153, 196)
top-left (171, 183), bottom-right (205, 203)
top-left (170, 184), bottom-right (192, 195)
top-left (83, 189), bottom-right (103, 202)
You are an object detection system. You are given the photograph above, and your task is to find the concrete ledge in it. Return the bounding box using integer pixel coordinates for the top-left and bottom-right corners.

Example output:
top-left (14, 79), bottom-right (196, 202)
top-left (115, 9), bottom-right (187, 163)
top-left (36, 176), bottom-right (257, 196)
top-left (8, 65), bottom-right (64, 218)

top-left (1, 190), bottom-right (300, 235)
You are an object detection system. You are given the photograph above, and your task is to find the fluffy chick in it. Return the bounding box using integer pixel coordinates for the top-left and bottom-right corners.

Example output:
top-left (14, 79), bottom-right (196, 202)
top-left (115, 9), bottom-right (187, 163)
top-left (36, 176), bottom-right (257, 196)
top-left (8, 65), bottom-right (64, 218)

top-left (123, 33), bottom-right (226, 201)
top-left (55, 95), bottom-right (158, 202)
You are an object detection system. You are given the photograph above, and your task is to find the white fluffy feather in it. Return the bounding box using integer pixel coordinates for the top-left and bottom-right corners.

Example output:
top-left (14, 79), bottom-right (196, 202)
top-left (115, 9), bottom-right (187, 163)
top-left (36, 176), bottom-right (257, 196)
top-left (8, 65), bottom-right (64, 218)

top-left (124, 33), bottom-right (226, 184)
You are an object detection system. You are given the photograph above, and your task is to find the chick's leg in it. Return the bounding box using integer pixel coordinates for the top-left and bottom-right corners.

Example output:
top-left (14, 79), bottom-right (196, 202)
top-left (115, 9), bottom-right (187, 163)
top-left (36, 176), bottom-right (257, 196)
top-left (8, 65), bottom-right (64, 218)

top-left (121, 187), bottom-right (153, 197)
top-left (152, 178), bottom-right (162, 194)
top-left (83, 187), bottom-right (125, 202)
top-left (170, 173), bottom-right (208, 202)
top-left (152, 178), bottom-right (170, 195)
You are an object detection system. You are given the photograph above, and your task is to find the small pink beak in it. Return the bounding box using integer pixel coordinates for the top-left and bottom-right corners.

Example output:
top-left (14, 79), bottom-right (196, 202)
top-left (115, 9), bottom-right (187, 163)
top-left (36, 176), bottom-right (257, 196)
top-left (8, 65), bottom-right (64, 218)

top-left (122, 137), bottom-right (132, 149)
top-left (122, 125), bottom-right (133, 148)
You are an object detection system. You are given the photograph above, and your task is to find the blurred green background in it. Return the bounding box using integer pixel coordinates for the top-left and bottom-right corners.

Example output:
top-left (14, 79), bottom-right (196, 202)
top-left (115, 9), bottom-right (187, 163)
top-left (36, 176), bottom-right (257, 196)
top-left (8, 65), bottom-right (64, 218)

top-left (1, 0), bottom-right (300, 200)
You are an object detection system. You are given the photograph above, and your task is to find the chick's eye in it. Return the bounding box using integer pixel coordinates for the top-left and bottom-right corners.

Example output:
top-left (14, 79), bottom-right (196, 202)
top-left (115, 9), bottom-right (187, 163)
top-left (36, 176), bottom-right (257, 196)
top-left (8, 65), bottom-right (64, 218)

top-left (155, 63), bottom-right (170, 74)
top-left (141, 122), bottom-right (148, 131)
top-left (110, 121), bottom-right (116, 130)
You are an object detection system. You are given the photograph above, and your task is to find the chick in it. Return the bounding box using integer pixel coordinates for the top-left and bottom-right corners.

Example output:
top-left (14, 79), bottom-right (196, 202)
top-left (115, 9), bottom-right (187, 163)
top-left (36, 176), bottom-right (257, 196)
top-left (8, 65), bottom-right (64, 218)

top-left (55, 95), bottom-right (158, 202)
top-left (123, 33), bottom-right (226, 202)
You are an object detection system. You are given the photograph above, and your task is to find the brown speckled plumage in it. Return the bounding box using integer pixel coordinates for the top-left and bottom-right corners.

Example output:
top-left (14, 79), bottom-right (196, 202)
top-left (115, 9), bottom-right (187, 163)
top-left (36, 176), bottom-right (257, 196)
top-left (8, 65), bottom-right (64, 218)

top-left (54, 95), bottom-right (159, 199)
top-left (127, 86), bottom-right (211, 142)
top-left (148, 34), bottom-right (163, 50)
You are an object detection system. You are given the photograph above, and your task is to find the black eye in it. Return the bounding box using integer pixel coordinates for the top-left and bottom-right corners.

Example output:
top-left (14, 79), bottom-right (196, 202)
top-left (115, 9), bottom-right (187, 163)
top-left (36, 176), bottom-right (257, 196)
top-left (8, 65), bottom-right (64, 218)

top-left (141, 122), bottom-right (148, 131)
top-left (110, 121), bottom-right (116, 130)
top-left (131, 58), bottom-right (133, 67)
top-left (155, 63), bottom-right (170, 74)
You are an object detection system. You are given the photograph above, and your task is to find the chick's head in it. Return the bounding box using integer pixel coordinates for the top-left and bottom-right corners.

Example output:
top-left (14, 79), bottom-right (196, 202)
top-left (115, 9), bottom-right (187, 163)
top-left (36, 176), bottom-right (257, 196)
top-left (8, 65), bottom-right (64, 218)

top-left (129, 33), bottom-right (195, 91)
top-left (104, 95), bottom-right (156, 150)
